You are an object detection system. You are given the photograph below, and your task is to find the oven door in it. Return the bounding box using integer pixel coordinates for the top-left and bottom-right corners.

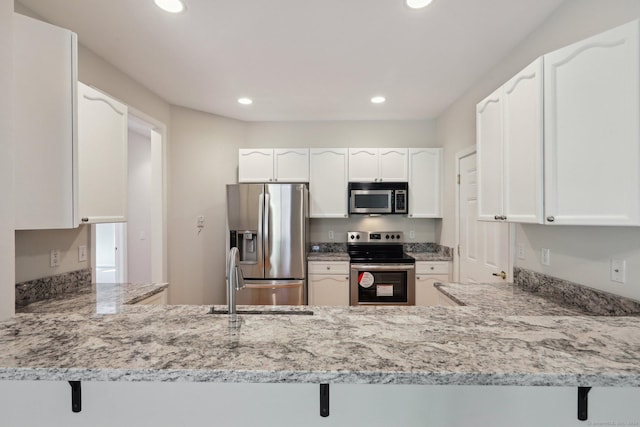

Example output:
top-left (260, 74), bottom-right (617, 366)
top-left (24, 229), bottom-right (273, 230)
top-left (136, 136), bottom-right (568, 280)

top-left (350, 264), bottom-right (415, 306)
top-left (349, 190), bottom-right (392, 214)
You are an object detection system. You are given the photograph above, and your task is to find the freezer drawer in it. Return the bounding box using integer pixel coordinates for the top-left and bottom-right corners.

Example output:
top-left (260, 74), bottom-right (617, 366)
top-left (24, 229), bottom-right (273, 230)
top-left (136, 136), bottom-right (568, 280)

top-left (235, 280), bottom-right (306, 306)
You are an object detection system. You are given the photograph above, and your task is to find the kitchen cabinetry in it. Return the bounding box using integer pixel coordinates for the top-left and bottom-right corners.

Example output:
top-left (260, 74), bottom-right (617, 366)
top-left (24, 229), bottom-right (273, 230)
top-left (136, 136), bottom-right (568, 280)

top-left (477, 21), bottom-right (640, 226)
top-left (543, 20), bottom-right (640, 226)
top-left (408, 148), bottom-right (443, 218)
top-left (135, 289), bottom-right (168, 305)
top-left (238, 148), bottom-right (309, 183)
top-left (348, 148), bottom-right (408, 182)
top-left (14, 13), bottom-right (78, 230)
top-left (77, 82), bottom-right (128, 224)
top-left (308, 261), bottom-right (350, 306)
top-left (309, 148), bottom-right (348, 218)
top-left (477, 58), bottom-right (544, 224)
top-left (415, 261), bottom-right (451, 306)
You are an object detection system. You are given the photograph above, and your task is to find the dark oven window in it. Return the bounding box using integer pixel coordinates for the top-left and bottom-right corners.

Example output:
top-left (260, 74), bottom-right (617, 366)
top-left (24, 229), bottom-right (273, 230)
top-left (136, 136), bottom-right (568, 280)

top-left (354, 194), bottom-right (389, 209)
top-left (357, 270), bottom-right (408, 303)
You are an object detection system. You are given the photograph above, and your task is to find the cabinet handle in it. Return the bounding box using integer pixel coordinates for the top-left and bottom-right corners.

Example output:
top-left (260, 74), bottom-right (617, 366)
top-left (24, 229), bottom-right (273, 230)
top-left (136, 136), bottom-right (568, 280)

top-left (416, 276), bottom-right (421, 280)
top-left (547, 216), bottom-right (555, 222)
top-left (494, 215), bottom-right (500, 220)
top-left (326, 266), bottom-right (330, 270)
top-left (81, 218), bottom-right (89, 223)
top-left (430, 267), bottom-right (434, 270)
top-left (492, 271), bottom-right (507, 280)
top-left (501, 215), bottom-right (507, 221)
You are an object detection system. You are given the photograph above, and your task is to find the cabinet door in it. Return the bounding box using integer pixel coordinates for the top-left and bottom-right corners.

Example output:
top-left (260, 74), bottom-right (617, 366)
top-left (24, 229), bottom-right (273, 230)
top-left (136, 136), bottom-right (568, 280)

top-left (476, 88), bottom-right (504, 222)
top-left (14, 14), bottom-right (78, 230)
top-left (309, 149), bottom-right (348, 218)
top-left (502, 58), bottom-right (544, 224)
top-left (348, 148), bottom-right (379, 182)
top-left (408, 148), bottom-right (442, 218)
top-left (238, 149), bottom-right (274, 182)
top-left (308, 274), bottom-right (350, 306)
top-left (378, 148), bottom-right (408, 182)
top-left (415, 275), bottom-right (449, 306)
top-left (274, 149), bottom-right (309, 182)
top-left (78, 82), bottom-right (128, 224)
top-left (544, 20), bottom-right (640, 225)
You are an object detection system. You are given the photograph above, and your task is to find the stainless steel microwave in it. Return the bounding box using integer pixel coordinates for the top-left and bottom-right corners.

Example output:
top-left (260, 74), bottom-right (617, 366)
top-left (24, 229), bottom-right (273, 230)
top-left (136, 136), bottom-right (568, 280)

top-left (348, 182), bottom-right (408, 215)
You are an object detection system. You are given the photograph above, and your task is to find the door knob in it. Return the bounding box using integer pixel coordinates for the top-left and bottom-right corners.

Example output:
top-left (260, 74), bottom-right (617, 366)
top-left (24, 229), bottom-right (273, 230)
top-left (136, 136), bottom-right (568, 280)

top-left (492, 271), bottom-right (507, 280)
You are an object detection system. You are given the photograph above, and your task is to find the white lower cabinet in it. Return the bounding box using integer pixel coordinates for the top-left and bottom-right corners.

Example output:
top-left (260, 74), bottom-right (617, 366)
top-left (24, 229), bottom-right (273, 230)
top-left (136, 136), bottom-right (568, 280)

top-left (134, 289), bottom-right (168, 305)
top-left (308, 261), bottom-right (350, 306)
top-left (415, 262), bottom-right (451, 307)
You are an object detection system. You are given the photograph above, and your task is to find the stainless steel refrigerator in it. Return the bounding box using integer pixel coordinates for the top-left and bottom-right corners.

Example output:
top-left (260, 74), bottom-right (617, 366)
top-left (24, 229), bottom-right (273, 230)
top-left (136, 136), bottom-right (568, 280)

top-left (226, 183), bottom-right (308, 305)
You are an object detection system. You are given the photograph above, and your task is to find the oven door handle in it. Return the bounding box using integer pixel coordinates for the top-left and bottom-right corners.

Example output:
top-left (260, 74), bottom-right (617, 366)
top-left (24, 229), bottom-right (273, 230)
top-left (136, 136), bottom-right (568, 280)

top-left (350, 264), bottom-right (415, 271)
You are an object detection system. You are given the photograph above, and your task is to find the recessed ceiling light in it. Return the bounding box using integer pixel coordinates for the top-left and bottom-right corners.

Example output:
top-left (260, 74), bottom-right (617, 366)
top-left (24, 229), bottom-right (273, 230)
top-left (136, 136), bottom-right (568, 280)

top-left (371, 96), bottom-right (386, 104)
top-left (154, 0), bottom-right (186, 14)
top-left (238, 97), bottom-right (253, 105)
top-left (405, 0), bottom-right (433, 9)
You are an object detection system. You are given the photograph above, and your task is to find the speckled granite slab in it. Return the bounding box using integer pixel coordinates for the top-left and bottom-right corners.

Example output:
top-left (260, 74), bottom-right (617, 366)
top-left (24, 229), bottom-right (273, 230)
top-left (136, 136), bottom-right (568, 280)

top-left (307, 252), bottom-right (350, 261)
top-left (15, 283), bottom-right (169, 315)
top-left (15, 269), bottom-right (92, 308)
top-left (514, 267), bottom-right (640, 316)
top-left (2, 304), bottom-right (640, 386)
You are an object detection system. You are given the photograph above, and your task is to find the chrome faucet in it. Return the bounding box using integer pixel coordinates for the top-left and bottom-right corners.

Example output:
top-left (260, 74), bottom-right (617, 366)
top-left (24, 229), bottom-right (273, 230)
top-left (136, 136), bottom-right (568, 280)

top-left (227, 247), bottom-right (246, 319)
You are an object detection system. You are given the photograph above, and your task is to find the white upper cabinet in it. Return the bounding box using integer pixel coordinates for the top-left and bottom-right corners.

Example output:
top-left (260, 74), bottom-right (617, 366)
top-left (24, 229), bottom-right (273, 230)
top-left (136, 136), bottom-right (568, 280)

top-left (77, 82), bottom-right (128, 224)
top-left (476, 88), bottom-right (504, 222)
top-left (274, 149), bottom-right (310, 182)
top-left (348, 148), bottom-right (408, 182)
top-left (408, 148), bottom-right (443, 218)
top-left (309, 149), bottom-right (348, 218)
top-left (502, 57), bottom-right (544, 224)
top-left (14, 14), bottom-right (78, 230)
top-left (238, 148), bottom-right (309, 182)
top-left (238, 149), bottom-right (274, 182)
top-left (544, 20), bottom-right (640, 226)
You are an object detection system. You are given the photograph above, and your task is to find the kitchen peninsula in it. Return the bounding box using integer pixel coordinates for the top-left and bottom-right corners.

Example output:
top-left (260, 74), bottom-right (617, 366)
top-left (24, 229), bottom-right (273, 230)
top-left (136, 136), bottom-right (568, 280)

top-left (2, 277), bottom-right (640, 425)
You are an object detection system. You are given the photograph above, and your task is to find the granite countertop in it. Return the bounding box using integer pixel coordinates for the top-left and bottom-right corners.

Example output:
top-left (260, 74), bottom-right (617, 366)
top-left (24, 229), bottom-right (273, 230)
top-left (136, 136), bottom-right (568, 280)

top-left (16, 283), bottom-right (169, 315)
top-left (2, 281), bottom-right (640, 387)
top-left (408, 252), bottom-right (453, 262)
top-left (307, 252), bottom-right (351, 261)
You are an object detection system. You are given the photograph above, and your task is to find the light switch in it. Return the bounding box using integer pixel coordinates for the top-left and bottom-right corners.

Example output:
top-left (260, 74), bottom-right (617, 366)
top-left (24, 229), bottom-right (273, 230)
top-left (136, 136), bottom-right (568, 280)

top-left (78, 245), bottom-right (88, 262)
top-left (517, 243), bottom-right (526, 260)
top-left (328, 230), bottom-right (334, 240)
top-left (197, 215), bottom-right (205, 229)
top-left (541, 248), bottom-right (550, 266)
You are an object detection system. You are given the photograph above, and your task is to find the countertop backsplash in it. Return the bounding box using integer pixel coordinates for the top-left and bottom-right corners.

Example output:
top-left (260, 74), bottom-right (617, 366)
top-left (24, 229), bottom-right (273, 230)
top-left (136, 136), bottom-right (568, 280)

top-left (15, 268), bottom-right (91, 308)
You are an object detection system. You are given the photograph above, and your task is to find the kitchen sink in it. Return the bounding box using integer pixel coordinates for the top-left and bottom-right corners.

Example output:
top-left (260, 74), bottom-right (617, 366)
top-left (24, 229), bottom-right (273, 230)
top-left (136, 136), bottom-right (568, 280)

top-left (207, 307), bottom-right (314, 315)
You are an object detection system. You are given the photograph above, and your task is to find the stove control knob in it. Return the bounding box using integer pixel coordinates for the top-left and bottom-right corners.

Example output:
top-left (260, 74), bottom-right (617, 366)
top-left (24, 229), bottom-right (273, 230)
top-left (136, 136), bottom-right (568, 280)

top-left (391, 235), bottom-right (395, 239)
top-left (356, 235), bottom-right (360, 239)
top-left (385, 234), bottom-right (390, 239)
top-left (350, 234), bottom-right (355, 240)
top-left (396, 234), bottom-right (401, 239)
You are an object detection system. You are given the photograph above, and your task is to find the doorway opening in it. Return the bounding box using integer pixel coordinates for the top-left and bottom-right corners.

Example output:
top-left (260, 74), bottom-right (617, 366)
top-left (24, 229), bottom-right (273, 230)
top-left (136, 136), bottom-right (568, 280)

top-left (93, 111), bottom-right (167, 286)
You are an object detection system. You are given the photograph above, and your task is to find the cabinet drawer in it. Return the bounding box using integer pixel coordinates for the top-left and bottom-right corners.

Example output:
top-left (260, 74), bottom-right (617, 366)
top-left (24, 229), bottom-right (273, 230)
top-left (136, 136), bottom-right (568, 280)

top-left (415, 262), bottom-right (450, 275)
top-left (308, 261), bottom-right (350, 275)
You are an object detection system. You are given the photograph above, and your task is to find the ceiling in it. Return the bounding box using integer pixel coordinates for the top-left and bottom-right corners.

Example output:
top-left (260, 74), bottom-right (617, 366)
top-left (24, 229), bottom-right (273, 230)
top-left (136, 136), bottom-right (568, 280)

top-left (18, 0), bottom-right (566, 122)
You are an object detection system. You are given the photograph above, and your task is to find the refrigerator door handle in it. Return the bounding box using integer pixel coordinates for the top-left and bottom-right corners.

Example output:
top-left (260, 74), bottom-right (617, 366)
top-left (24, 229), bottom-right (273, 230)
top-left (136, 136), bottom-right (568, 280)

top-left (257, 192), bottom-right (264, 273)
top-left (263, 192), bottom-right (271, 270)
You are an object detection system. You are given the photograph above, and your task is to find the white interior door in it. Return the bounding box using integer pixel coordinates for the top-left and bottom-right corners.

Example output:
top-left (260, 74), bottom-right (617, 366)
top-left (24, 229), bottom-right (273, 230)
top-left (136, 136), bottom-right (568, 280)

top-left (458, 151), bottom-right (510, 283)
top-left (95, 223), bottom-right (127, 283)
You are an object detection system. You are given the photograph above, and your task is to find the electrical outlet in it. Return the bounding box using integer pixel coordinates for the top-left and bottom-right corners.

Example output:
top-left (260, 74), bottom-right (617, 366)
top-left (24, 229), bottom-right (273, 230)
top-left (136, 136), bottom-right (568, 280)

top-left (409, 230), bottom-right (415, 239)
top-left (197, 215), bottom-right (205, 229)
top-left (328, 230), bottom-right (334, 240)
top-left (78, 245), bottom-right (88, 262)
top-left (50, 250), bottom-right (61, 268)
top-left (541, 248), bottom-right (550, 266)
top-left (611, 259), bottom-right (626, 284)
top-left (517, 243), bottom-right (526, 260)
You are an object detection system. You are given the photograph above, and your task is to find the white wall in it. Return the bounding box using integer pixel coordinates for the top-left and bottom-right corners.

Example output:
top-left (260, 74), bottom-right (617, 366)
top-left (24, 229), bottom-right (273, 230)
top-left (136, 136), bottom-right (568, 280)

top-left (127, 129), bottom-right (152, 283)
top-left (0, 0), bottom-right (14, 319)
top-left (436, 0), bottom-right (640, 299)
